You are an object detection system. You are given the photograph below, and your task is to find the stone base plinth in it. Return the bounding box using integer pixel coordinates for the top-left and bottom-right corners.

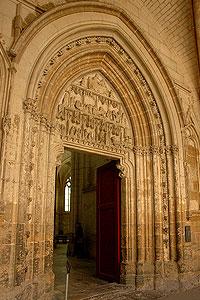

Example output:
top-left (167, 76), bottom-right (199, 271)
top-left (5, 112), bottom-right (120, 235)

top-left (1, 273), bottom-right (54, 300)
top-left (120, 261), bottom-right (186, 295)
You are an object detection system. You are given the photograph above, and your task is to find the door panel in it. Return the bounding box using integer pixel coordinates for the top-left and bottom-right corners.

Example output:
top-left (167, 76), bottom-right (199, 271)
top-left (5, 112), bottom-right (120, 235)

top-left (97, 161), bottom-right (120, 282)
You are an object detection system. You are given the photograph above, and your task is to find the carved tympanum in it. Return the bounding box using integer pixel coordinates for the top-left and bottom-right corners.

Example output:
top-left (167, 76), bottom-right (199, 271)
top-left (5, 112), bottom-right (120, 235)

top-left (56, 72), bottom-right (133, 153)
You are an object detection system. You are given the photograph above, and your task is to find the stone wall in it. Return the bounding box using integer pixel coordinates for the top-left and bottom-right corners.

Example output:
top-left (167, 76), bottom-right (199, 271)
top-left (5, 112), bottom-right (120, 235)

top-left (0, 1), bottom-right (200, 300)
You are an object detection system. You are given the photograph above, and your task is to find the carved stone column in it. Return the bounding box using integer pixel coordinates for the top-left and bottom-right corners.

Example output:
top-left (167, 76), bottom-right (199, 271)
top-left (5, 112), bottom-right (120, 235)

top-left (152, 147), bottom-right (164, 288)
top-left (8, 99), bottom-right (56, 300)
top-left (70, 151), bottom-right (82, 235)
top-left (165, 146), bottom-right (178, 261)
top-left (45, 126), bottom-right (63, 274)
top-left (13, 101), bottom-right (38, 298)
top-left (133, 147), bottom-right (155, 290)
top-left (117, 157), bottom-right (137, 287)
top-left (163, 146), bottom-right (179, 289)
top-left (129, 145), bottom-right (181, 292)
top-left (0, 113), bottom-right (21, 299)
top-left (153, 145), bottom-right (180, 291)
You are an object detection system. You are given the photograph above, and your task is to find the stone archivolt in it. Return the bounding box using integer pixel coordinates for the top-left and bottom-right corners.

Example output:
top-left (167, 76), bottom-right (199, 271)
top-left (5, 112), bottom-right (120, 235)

top-left (35, 36), bottom-right (133, 97)
top-left (35, 36), bottom-right (164, 147)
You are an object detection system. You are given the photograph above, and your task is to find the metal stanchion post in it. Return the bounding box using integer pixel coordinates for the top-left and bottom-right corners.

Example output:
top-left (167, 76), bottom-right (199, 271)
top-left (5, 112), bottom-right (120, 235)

top-left (65, 260), bottom-right (71, 300)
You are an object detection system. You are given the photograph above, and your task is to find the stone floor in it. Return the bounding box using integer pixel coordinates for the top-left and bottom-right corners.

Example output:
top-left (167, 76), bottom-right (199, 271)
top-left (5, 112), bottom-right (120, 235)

top-left (53, 244), bottom-right (200, 300)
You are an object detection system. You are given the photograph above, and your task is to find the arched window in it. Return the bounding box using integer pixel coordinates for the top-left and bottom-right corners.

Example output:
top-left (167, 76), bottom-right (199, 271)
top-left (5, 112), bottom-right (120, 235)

top-left (65, 176), bottom-right (71, 212)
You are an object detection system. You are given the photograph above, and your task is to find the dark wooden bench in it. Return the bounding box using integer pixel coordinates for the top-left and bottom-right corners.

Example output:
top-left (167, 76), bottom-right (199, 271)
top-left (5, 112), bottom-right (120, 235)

top-left (55, 234), bottom-right (68, 244)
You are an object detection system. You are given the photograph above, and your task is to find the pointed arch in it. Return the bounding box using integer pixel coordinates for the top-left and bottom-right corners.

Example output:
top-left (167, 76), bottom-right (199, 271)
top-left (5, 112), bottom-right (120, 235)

top-left (10, 2), bottom-right (184, 149)
top-left (2, 2), bottom-right (197, 299)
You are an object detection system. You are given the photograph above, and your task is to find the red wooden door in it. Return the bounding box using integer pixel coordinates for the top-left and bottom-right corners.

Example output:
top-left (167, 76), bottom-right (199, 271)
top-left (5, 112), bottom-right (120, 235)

top-left (96, 161), bottom-right (120, 282)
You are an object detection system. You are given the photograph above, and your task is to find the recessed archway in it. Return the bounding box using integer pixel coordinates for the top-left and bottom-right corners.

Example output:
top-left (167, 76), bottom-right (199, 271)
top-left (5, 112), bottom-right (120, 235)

top-left (53, 147), bottom-right (122, 298)
top-left (1, 2), bottom-right (188, 299)
top-left (24, 35), bottom-right (179, 292)
top-left (22, 35), bottom-right (180, 295)
top-left (50, 67), bottom-right (136, 285)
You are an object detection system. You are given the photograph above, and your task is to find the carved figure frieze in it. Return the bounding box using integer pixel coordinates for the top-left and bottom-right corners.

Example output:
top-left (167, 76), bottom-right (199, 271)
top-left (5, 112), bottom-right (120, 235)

top-left (56, 72), bottom-right (133, 153)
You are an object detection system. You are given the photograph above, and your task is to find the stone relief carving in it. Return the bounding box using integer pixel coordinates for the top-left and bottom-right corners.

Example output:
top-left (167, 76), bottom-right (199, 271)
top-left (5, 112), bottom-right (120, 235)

top-left (116, 163), bottom-right (127, 178)
top-left (175, 82), bottom-right (200, 218)
top-left (56, 152), bottom-right (64, 166)
top-left (2, 114), bottom-right (20, 137)
top-left (23, 97), bottom-right (37, 113)
top-left (56, 72), bottom-right (133, 154)
top-left (2, 115), bottom-right (12, 134)
top-left (183, 97), bottom-right (194, 127)
top-left (174, 83), bottom-right (194, 128)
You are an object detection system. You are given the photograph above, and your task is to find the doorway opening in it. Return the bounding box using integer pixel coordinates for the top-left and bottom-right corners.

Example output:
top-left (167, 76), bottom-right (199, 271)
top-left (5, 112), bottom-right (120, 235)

top-left (53, 148), bottom-right (121, 299)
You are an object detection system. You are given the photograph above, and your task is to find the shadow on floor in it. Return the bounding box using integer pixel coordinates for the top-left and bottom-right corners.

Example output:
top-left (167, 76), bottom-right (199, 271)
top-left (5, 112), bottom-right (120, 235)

top-left (53, 244), bottom-right (123, 300)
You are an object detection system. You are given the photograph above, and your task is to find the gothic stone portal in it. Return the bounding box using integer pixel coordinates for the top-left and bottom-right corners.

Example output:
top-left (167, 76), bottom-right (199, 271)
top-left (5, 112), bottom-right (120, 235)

top-left (3, 67), bottom-right (183, 300)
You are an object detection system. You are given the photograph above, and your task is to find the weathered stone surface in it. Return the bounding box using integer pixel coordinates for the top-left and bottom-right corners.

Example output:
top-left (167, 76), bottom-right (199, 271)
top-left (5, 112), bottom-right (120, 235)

top-left (0, 1), bottom-right (200, 299)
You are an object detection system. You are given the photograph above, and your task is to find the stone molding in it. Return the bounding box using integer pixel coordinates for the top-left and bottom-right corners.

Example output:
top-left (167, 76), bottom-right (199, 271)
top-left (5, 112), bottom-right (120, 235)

top-left (133, 145), bottom-right (179, 155)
